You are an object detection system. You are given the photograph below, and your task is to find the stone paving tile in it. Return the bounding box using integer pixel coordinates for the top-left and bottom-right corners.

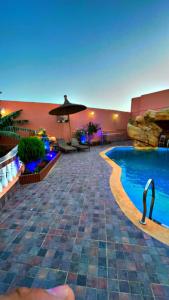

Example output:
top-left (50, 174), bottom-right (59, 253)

top-left (0, 283), bottom-right (9, 293)
top-left (0, 143), bottom-right (169, 299)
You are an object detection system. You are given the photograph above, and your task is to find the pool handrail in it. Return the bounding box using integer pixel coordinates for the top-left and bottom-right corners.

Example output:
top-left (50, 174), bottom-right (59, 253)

top-left (139, 178), bottom-right (155, 225)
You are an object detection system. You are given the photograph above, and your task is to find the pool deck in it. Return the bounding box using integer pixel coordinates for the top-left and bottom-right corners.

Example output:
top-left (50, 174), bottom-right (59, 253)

top-left (0, 143), bottom-right (169, 299)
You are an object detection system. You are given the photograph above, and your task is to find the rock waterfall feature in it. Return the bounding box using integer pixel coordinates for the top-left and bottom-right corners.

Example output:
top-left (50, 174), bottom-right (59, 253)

top-left (127, 108), bottom-right (169, 147)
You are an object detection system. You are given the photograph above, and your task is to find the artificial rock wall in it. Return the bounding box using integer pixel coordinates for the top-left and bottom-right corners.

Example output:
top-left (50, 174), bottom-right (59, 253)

top-left (127, 108), bottom-right (169, 147)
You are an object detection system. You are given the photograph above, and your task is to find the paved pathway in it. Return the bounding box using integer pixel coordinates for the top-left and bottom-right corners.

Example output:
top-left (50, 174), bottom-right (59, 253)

top-left (0, 145), bottom-right (169, 299)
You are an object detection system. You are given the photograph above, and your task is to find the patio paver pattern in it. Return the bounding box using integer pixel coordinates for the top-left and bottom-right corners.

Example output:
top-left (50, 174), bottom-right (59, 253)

top-left (0, 145), bottom-right (169, 300)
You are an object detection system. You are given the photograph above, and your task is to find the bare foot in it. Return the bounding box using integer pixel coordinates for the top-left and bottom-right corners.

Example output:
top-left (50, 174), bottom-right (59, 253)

top-left (0, 285), bottom-right (75, 300)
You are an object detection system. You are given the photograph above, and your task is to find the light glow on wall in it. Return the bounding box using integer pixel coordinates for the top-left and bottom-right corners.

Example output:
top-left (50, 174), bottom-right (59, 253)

top-left (90, 111), bottom-right (95, 116)
top-left (112, 113), bottom-right (119, 120)
top-left (0, 108), bottom-right (11, 117)
top-left (0, 108), bottom-right (6, 117)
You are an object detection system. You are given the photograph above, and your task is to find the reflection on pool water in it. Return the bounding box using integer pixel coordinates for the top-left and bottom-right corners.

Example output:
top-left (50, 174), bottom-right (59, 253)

top-left (106, 146), bottom-right (169, 227)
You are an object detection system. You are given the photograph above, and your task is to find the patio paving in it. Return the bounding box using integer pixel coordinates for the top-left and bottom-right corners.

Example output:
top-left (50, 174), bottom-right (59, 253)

top-left (0, 144), bottom-right (169, 299)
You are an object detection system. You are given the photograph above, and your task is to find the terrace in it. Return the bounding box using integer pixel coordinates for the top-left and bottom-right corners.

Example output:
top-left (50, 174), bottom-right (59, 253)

top-left (1, 1), bottom-right (169, 298)
top-left (0, 143), bottom-right (169, 300)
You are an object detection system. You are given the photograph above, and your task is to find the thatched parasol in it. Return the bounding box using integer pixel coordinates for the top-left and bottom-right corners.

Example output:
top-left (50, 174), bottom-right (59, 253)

top-left (49, 95), bottom-right (87, 139)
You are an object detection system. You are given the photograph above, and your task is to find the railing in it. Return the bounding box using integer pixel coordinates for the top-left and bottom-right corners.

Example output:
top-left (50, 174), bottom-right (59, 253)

top-left (0, 145), bottom-right (21, 195)
top-left (139, 179), bottom-right (155, 225)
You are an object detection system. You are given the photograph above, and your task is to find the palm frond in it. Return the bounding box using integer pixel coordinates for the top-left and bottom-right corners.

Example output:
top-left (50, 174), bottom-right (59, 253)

top-left (12, 119), bottom-right (29, 125)
top-left (0, 130), bottom-right (21, 139)
top-left (7, 110), bottom-right (23, 119)
top-left (0, 110), bottom-right (36, 139)
top-left (3, 126), bottom-right (36, 134)
top-left (0, 117), bottom-right (12, 128)
top-left (0, 110), bottom-right (23, 127)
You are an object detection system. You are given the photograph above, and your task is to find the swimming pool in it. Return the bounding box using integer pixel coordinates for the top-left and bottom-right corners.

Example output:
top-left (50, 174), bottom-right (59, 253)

top-left (106, 146), bottom-right (169, 227)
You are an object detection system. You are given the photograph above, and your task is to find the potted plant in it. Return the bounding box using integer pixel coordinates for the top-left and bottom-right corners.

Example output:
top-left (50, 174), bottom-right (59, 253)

top-left (75, 129), bottom-right (86, 143)
top-left (85, 122), bottom-right (100, 144)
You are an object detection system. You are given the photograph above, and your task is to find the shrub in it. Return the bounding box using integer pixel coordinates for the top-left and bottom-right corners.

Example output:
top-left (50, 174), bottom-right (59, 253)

top-left (18, 137), bottom-right (45, 164)
top-left (86, 122), bottom-right (100, 135)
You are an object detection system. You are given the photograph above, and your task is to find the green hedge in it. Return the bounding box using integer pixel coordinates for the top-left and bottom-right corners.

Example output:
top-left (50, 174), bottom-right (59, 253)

top-left (18, 137), bottom-right (45, 164)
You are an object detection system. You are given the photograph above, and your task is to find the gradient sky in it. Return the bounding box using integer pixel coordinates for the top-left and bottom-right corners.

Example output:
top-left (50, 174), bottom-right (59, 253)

top-left (1, 0), bottom-right (169, 111)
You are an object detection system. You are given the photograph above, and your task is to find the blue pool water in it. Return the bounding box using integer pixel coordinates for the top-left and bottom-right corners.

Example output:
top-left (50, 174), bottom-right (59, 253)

top-left (106, 146), bottom-right (169, 227)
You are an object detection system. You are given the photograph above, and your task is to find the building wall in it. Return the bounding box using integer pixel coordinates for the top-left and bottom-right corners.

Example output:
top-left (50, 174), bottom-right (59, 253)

top-left (0, 100), bottom-right (131, 141)
top-left (131, 89), bottom-right (169, 117)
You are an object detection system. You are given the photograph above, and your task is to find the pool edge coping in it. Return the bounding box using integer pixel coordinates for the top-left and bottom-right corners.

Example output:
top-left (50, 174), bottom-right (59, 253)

top-left (100, 146), bottom-right (169, 246)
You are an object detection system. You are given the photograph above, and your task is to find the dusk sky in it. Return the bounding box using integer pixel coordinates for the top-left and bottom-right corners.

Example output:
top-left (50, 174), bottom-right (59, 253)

top-left (1, 0), bottom-right (169, 111)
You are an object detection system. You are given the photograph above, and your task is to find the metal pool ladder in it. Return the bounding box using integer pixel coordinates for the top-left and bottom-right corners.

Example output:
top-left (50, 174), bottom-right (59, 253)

top-left (139, 179), bottom-right (155, 225)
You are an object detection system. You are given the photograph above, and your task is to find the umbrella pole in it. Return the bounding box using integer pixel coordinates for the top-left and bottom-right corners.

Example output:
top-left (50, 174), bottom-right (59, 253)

top-left (68, 115), bottom-right (72, 142)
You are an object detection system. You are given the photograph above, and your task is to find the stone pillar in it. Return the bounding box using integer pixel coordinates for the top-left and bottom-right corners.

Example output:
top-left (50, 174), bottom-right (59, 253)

top-left (0, 176), bottom-right (3, 193)
top-left (11, 160), bottom-right (17, 177)
top-left (1, 166), bottom-right (8, 187)
top-left (6, 163), bottom-right (13, 182)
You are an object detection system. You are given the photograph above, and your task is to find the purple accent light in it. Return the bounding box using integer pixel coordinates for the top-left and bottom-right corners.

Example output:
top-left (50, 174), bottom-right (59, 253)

top-left (97, 128), bottom-right (102, 137)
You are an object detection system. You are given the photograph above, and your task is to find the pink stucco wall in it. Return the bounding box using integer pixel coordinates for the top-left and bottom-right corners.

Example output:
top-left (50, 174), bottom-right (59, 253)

top-left (131, 89), bottom-right (169, 117)
top-left (0, 100), bottom-right (130, 141)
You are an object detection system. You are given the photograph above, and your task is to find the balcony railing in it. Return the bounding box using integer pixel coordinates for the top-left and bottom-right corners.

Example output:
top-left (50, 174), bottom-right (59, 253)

top-left (0, 145), bottom-right (21, 196)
